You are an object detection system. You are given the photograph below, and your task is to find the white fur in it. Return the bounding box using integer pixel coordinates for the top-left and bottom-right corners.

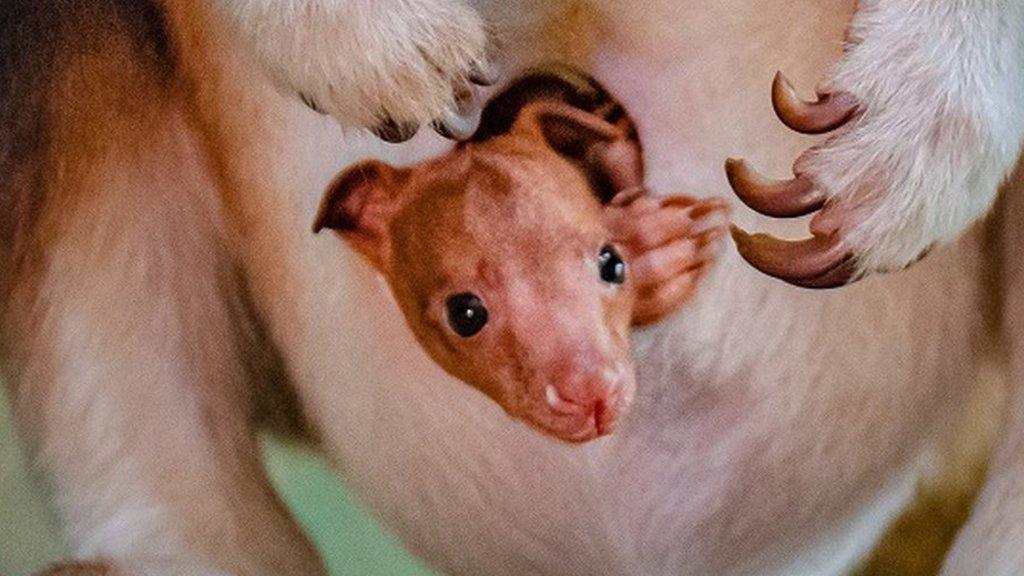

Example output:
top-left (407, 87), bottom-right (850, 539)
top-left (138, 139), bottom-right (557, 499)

top-left (209, 0), bottom-right (489, 125)
top-left (8, 103), bottom-right (324, 575)
top-left (939, 164), bottom-right (1024, 576)
top-left (801, 0), bottom-right (1024, 273)
top-left (189, 0), bottom-right (989, 574)
top-left (748, 450), bottom-right (929, 576)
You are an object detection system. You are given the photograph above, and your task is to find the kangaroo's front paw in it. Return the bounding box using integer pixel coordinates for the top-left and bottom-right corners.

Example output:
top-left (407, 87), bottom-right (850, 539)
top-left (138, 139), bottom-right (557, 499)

top-left (606, 192), bottom-right (729, 326)
top-left (726, 73), bottom-right (908, 288)
top-left (224, 1), bottom-right (494, 142)
top-left (726, 2), bottom-right (1022, 288)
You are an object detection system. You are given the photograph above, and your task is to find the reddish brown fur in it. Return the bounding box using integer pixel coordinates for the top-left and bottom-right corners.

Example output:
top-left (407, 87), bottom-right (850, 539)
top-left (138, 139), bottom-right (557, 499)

top-left (316, 96), bottom-right (727, 442)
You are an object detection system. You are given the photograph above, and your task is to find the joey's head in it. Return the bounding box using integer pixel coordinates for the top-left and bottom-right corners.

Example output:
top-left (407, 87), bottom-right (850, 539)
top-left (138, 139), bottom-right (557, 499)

top-left (315, 78), bottom-right (650, 442)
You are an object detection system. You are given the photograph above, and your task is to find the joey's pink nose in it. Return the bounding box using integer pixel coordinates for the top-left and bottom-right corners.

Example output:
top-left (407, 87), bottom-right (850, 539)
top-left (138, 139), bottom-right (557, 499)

top-left (543, 366), bottom-right (632, 439)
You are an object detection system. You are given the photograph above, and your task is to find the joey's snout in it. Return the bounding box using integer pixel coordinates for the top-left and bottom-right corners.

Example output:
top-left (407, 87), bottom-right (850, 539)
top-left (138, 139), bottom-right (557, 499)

top-left (528, 349), bottom-right (636, 443)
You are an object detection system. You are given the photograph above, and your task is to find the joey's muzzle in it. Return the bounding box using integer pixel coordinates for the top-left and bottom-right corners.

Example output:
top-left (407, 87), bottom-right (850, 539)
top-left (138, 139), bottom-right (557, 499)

top-left (530, 351), bottom-right (636, 443)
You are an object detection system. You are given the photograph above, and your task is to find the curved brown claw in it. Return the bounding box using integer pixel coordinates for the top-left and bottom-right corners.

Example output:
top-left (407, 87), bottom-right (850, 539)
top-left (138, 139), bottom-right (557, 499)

top-left (789, 257), bottom-right (857, 289)
top-left (725, 158), bottom-right (825, 218)
top-left (772, 72), bottom-right (857, 135)
top-left (725, 72), bottom-right (862, 288)
top-left (730, 225), bottom-right (856, 288)
top-left (374, 117), bottom-right (420, 143)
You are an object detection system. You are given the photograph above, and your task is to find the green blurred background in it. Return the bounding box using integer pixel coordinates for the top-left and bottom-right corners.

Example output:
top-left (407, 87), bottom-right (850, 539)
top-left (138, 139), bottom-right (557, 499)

top-left (0, 385), bottom-right (437, 576)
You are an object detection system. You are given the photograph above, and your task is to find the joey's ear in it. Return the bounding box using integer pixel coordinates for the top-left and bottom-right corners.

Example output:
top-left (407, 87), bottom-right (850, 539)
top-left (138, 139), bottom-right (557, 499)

top-left (314, 160), bottom-right (407, 269)
top-left (515, 102), bottom-right (645, 203)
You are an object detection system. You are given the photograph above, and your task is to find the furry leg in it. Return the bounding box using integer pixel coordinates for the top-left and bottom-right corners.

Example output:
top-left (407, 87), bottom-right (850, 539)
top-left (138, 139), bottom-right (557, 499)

top-left (940, 167), bottom-right (1024, 576)
top-left (1, 25), bottom-right (323, 575)
top-left (728, 0), bottom-right (1024, 284)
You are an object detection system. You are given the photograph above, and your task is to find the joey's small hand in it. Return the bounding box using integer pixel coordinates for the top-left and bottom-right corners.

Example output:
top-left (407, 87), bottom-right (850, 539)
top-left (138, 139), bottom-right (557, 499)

top-left (605, 191), bottom-right (729, 326)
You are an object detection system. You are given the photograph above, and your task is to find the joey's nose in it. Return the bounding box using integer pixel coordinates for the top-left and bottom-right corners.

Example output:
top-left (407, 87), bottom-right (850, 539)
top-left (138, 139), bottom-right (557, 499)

top-left (544, 365), bottom-right (632, 437)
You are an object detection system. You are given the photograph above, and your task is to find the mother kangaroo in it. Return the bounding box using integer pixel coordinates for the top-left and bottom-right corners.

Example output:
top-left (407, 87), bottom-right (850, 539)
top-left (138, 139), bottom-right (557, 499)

top-left (2, 1), bottom-right (1022, 575)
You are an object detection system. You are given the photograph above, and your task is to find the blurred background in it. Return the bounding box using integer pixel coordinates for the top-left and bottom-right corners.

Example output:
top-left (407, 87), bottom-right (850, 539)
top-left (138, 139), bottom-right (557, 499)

top-left (0, 385), bottom-right (436, 576)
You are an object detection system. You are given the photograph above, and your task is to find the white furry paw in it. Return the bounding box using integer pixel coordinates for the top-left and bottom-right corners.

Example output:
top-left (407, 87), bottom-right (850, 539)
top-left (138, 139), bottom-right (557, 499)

top-left (727, 2), bottom-right (1024, 287)
top-left (218, 0), bottom-right (494, 142)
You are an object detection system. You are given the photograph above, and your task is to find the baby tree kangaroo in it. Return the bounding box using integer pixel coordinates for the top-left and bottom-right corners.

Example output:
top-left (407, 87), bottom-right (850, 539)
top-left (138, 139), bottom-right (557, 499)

top-left (314, 71), bottom-right (727, 442)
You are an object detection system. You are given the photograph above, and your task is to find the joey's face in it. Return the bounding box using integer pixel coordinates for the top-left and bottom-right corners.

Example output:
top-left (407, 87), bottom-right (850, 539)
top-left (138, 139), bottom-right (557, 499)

top-left (314, 91), bottom-right (654, 443)
top-left (387, 149), bottom-right (637, 442)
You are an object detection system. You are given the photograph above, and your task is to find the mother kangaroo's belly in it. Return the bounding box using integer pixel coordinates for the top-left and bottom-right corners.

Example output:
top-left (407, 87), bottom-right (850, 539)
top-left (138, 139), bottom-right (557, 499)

top-left (288, 228), bottom-right (979, 576)
top-left (226, 0), bottom-right (986, 573)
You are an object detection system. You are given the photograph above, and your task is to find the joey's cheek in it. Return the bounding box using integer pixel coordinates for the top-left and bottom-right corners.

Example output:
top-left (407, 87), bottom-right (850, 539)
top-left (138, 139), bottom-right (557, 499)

top-left (443, 333), bottom-right (512, 405)
top-left (602, 290), bottom-right (636, 333)
top-left (472, 363), bottom-right (512, 407)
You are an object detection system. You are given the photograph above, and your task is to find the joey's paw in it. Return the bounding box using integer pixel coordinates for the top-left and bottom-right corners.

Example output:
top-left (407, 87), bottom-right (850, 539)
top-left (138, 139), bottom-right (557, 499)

top-left (228, 1), bottom-right (495, 142)
top-left (606, 192), bottom-right (729, 326)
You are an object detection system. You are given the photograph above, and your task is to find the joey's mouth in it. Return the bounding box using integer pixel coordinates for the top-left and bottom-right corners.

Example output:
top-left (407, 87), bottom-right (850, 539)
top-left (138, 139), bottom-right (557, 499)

top-left (514, 379), bottom-right (634, 443)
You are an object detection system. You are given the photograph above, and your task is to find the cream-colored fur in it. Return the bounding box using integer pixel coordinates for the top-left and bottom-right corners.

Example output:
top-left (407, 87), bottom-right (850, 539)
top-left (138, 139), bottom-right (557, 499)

top-left (2, 0), bottom-right (1022, 575)
top-left (940, 164), bottom-right (1024, 576)
top-left (210, 0), bottom-right (489, 126)
top-left (5, 30), bottom-right (322, 574)
top-left (800, 1), bottom-right (1024, 274)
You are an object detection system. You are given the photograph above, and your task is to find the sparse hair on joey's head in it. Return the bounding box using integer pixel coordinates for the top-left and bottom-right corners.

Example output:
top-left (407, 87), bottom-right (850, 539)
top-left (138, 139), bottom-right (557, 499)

top-left (313, 68), bottom-right (646, 274)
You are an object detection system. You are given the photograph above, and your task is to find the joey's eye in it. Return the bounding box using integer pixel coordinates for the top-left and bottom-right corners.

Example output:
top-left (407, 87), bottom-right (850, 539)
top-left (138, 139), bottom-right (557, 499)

top-left (598, 245), bottom-right (626, 285)
top-left (446, 293), bottom-right (489, 338)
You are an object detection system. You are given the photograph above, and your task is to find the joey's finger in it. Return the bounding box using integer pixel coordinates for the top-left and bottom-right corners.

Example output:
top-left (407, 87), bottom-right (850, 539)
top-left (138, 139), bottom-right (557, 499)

top-left (615, 194), bottom-right (662, 213)
top-left (633, 272), bottom-right (701, 326)
top-left (632, 232), bottom-right (724, 292)
top-left (625, 204), bottom-right (728, 250)
top-left (623, 209), bottom-right (702, 250)
top-left (624, 208), bottom-right (702, 249)
top-left (691, 232), bottom-right (727, 263)
top-left (604, 197), bottom-right (662, 235)
top-left (608, 187), bottom-right (647, 207)
top-left (659, 195), bottom-right (729, 212)
top-left (685, 197), bottom-right (732, 217)
top-left (651, 235), bottom-right (722, 283)
top-left (629, 240), bottom-right (700, 287)
top-left (684, 203), bottom-right (731, 236)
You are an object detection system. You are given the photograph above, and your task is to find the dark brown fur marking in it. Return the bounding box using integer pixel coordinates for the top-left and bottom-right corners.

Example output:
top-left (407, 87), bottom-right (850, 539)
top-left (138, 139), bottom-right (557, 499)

top-left (0, 0), bottom-right (174, 302)
top-left (470, 65), bottom-right (642, 204)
